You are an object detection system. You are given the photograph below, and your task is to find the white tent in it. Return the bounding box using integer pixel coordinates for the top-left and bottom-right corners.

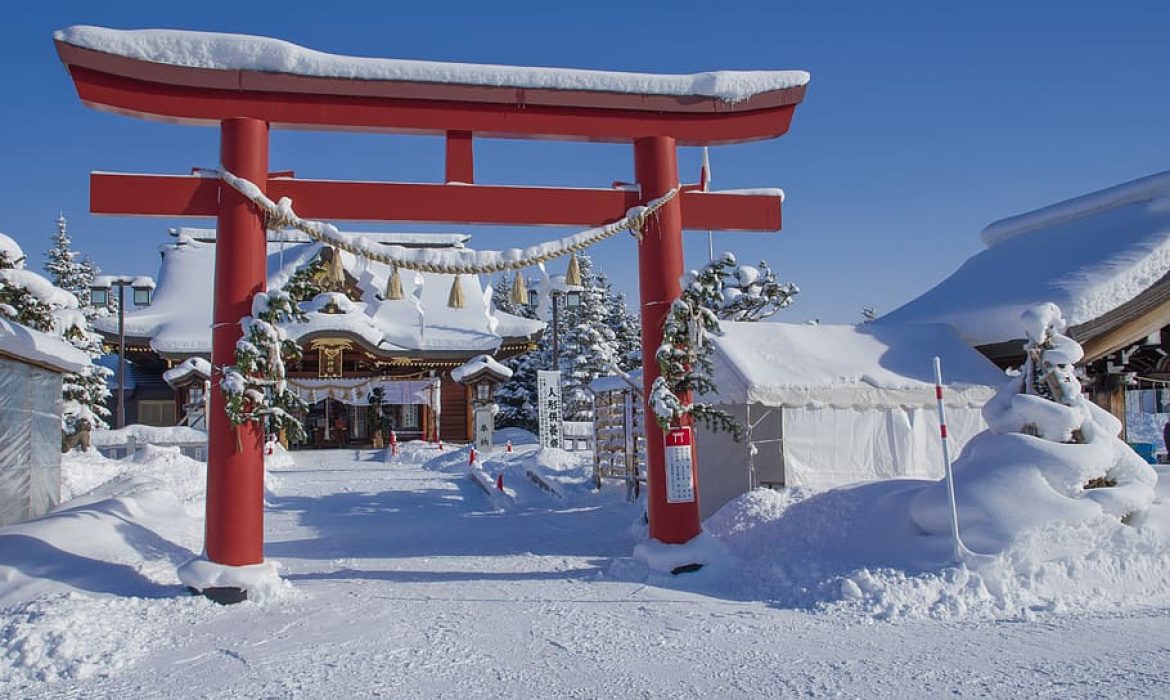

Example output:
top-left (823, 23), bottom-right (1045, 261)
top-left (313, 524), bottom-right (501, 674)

top-left (695, 321), bottom-right (1004, 517)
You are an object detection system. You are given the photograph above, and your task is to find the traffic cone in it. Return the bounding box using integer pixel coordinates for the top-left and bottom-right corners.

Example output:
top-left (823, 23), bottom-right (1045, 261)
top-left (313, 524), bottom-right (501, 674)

top-left (438, 439), bottom-right (444, 451)
top-left (506, 440), bottom-right (513, 453)
top-left (469, 446), bottom-right (477, 465)
top-left (496, 473), bottom-right (504, 492)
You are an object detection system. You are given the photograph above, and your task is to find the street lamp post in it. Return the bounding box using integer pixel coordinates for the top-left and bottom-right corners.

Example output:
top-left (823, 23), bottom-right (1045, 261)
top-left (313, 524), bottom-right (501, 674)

top-left (527, 274), bottom-right (582, 371)
top-left (91, 275), bottom-right (155, 428)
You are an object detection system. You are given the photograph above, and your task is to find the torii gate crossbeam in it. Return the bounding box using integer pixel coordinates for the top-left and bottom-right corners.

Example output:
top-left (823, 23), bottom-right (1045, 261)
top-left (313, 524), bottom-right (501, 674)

top-left (56, 26), bottom-right (807, 601)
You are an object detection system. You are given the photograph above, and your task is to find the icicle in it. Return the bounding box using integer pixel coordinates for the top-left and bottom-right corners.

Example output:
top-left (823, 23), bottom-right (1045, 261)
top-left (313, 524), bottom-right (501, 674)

top-left (385, 265), bottom-right (404, 300)
top-left (565, 253), bottom-right (583, 287)
top-left (510, 271), bottom-right (528, 306)
top-left (447, 274), bottom-right (465, 308)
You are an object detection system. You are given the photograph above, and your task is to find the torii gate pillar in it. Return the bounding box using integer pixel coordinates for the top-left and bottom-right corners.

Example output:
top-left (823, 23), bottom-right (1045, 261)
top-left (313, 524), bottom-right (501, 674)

top-left (635, 136), bottom-right (701, 544)
top-left (205, 118), bottom-right (269, 570)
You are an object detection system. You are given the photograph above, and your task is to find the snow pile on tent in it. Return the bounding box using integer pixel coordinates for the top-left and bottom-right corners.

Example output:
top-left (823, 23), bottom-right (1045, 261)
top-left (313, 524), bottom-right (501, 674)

top-left (700, 304), bottom-right (1166, 619)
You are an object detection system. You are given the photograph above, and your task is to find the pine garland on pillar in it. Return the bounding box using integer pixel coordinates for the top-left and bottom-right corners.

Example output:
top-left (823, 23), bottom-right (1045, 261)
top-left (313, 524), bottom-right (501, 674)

top-left (649, 252), bottom-right (799, 440)
top-left (221, 290), bottom-right (309, 443)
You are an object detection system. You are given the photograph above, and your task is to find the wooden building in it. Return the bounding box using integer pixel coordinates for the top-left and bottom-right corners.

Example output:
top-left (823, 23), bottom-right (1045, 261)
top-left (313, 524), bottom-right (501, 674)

top-left (94, 229), bottom-right (543, 446)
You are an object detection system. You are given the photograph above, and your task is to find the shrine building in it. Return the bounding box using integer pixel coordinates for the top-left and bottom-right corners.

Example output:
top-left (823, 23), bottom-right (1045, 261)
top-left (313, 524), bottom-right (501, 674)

top-left (94, 228), bottom-right (544, 447)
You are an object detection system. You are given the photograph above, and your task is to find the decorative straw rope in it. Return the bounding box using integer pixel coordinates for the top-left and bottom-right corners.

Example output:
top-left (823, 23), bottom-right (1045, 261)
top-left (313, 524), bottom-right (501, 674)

top-left (219, 169), bottom-right (679, 275)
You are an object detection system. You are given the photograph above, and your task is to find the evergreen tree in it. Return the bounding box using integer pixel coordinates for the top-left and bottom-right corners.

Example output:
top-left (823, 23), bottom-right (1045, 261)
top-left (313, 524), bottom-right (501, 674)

top-left (45, 214), bottom-right (96, 310)
top-left (600, 275), bottom-right (642, 372)
top-left (559, 257), bottom-right (623, 421)
top-left (0, 234), bottom-right (112, 434)
top-left (493, 275), bottom-right (544, 432)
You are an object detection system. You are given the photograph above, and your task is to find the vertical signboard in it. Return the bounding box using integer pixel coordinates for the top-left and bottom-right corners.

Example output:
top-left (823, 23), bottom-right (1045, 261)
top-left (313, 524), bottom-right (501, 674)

top-left (664, 426), bottom-right (695, 503)
top-left (537, 370), bottom-right (563, 449)
top-left (474, 406), bottom-right (494, 452)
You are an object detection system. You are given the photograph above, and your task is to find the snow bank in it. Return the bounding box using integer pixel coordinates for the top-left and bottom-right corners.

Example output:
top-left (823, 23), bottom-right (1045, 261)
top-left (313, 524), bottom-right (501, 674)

top-left (697, 305), bottom-right (1165, 620)
top-left (57, 26), bottom-right (809, 103)
top-left (89, 424), bottom-right (207, 447)
top-left (632, 531), bottom-right (733, 574)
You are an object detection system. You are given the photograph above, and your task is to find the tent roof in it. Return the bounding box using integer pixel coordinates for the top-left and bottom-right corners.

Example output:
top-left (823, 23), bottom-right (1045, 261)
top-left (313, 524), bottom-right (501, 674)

top-left (881, 170), bottom-right (1170, 347)
top-left (707, 322), bottom-right (1003, 408)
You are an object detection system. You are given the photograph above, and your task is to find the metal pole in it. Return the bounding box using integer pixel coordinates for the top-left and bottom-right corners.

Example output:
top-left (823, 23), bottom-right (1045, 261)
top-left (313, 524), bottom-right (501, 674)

top-left (551, 291), bottom-right (560, 370)
top-left (933, 356), bottom-right (966, 562)
top-left (117, 283), bottom-right (126, 428)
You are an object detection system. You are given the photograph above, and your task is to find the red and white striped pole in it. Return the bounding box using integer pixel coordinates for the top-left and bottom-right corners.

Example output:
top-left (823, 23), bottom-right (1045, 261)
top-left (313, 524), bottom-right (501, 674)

top-left (933, 356), bottom-right (966, 561)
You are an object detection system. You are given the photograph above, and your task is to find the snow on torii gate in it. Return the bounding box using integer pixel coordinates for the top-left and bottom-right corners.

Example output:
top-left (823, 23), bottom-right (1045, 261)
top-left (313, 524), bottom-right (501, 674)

top-left (56, 26), bottom-right (807, 600)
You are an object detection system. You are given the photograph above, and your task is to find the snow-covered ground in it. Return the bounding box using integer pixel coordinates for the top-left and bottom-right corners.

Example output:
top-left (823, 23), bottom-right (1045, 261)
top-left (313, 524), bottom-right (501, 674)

top-left (5, 441), bottom-right (1170, 697)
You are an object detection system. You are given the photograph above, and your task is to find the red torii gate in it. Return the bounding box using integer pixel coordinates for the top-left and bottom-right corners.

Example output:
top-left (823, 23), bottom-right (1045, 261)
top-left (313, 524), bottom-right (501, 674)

top-left (56, 27), bottom-right (806, 600)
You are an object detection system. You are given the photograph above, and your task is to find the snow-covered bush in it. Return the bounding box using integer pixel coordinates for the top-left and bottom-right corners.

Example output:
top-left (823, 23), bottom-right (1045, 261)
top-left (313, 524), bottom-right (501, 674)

top-left (910, 304), bottom-right (1157, 554)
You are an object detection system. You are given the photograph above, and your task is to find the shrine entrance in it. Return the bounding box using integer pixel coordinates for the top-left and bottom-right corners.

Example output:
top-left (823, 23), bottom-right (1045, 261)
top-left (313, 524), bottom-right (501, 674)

top-left (56, 26), bottom-right (807, 600)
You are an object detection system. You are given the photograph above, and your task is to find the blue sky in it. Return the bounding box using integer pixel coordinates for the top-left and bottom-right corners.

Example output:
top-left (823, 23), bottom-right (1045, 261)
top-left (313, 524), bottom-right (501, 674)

top-left (4, 1), bottom-right (1169, 323)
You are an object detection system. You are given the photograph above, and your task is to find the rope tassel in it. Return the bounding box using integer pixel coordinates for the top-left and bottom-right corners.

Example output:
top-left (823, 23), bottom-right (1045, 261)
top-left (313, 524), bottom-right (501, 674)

top-left (565, 253), bottom-right (583, 287)
top-left (510, 271), bottom-right (528, 306)
top-left (447, 274), bottom-right (465, 308)
top-left (385, 265), bottom-right (404, 300)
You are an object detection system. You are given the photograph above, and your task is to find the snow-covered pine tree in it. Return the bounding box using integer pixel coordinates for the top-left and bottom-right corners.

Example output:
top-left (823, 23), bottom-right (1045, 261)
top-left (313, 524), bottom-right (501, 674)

top-left (650, 252), bottom-right (798, 439)
top-left (493, 274), bottom-right (544, 432)
top-left (560, 258), bottom-right (620, 421)
top-left (599, 274), bottom-right (642, 372)
top-left (45, 214), bottom-right (95, 308)
top-left (42, 215), bottom-right (113, 432)
top-left (0, 235), bottom-right (112, 433)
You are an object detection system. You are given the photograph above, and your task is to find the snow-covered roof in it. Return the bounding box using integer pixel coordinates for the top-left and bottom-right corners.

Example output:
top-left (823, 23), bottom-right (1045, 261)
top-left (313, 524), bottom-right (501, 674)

top-left (0, 318), bottom-right (90, 374)
top-left (706, 322), bottom-right (1003, 408)
top-left (162, 357), bottom-right (211, 387)
top-left (881, 170), bottom-right (1170, 347)
top-left (589, 370), bottom-right (644, 394)
top-left (56, 26), bottom-right (809, 104)
top-left (94, 237), bottom-right (543, 356)
top-left (450, 354), bottom-right (513, 384)
top-left (170, 227), bottom-right (470, 248)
